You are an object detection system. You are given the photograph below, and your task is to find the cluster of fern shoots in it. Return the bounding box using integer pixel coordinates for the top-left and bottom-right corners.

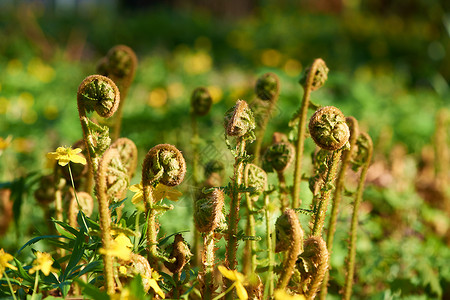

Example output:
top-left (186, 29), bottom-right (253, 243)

top-left (6, 45), bottom-right (374, 300)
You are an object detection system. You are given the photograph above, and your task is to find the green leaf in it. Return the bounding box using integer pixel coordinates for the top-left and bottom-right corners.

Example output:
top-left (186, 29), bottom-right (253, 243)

top-left (27, 294), bottom-right (43, 300)
top-left (77, 261), bottom-right (102, 277)
top-left (83, 215), bottom-right (100, 231)
top-left (57, 280), bottom-right (72, 298)
top-left (61, 228), bottom-right (86, 282)
top-left (11, 177), bottom-right (25, 228)
top-left (46, 239), bottom-right (75, 252)
top-left (109, 198), bottom-right (127, 213)
top-left (158, 230), bottom-right (189, 247)
top-left (128, 274), bottom-right (150, 299)
top-left (75, 279), bottom-right (109, 300)
top-left (13, 258), bottom-right (34, 283)
top-left (182, 280), bottom-right (198, 297)
top-left (41, 272), bottom-right (60, 285)
top-left (54, 221), bottom-right (77, 239)
top-left (67, 260), bottom-right (102, 279)
top-left (17, 235), bottom-right (67, 255)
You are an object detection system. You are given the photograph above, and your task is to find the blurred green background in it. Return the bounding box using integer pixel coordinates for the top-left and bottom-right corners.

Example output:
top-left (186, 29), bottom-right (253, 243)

top-left (0, 0), bottom-right (449, 299)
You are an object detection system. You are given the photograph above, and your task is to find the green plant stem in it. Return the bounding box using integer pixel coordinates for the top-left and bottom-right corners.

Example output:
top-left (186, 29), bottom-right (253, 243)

top-left (253, 100), bottom-right (277, 164)
top-left (225, 138), bottom-right (246, 300)
top-left (434, 109), bottom-right (448, 189)
top-left (213, 283), bottom-right (236, 300)
top-left (97, 189), bottom-right (115, 295)
top-left (264, 193), bottom-right (274, 297)
top-left (243, 193), bottom-right (257, 276)
top-left (67, 164), bottom-right (90, 233)
top-left (143, 185), bottom-right (158, 267)
top-left (311, 150), bottom-right (342, 237)
top-left (202, 232), bottom-right (216, 300)
top-left (243, 165), bottom-right (257, 277)
top-left (134, 210), bottom-right (141, 251)
top-left (277, 171), bottom-right (289, 212)
top-left (320, 130), bottom-right (358, 300)
top-left (292, 63), bottom-right (321, 209)
top-left (54, 173), bottom-right (65, 257)
top-left (191, 114), bottom-right (200, 185)
top-left (3, 271), bottom-right (17, 300)
top-left (191, 114), bottom-right (202, 268)
top-left (344, 144), bottom-right (372, 300)
top-left (80, 116), bottom-right (96, 195)
top-left (111, 84), bottom-right (130, 141)
top-left (31, 270), bottom-right (39, 300)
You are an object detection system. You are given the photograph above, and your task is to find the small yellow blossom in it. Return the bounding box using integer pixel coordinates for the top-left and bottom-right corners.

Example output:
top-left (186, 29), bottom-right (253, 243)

top-left (142, 269), bottom-right (165, 299)
top-left (147, 88), bottom-right (167, 108)
top-left (0, 136), bottom-right (12, 150)
top-left (0, 136), bottom-right (12, 156)
top-left (0, 249), bottom-right (17, 279)
top-left (183, 51), bottom-right (212, 74)
top-left (218, 265), bottom-right (248, 300)
top-left (153, 184), bottom-right (182, 202)
top-left (99, 234), bottom-right (133, 260)
top-left (129, 183), bottom-right (144, 204)
top-left (46, 146), bottom-right (86, 167)
top-left (29, 252), bottom-right (57, 276)
top-left (261, 49), bottom-right (282, 67)
top-left (119, 266), bottom-right (128, 276)
top-left (129, 183), bottom-right (182, 206)
top-left (274, 289), bottom-right (306, 300)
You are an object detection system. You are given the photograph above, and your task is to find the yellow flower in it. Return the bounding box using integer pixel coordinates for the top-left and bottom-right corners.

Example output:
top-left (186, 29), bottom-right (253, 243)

top-left (29, 252), bottom-right (57, 276)
top-left (129, 183), bottom-right (182, 205)
top-left (274, 289), bottom-right (306, 300)
top-left (218, 265), bottom-right (248, 300)
top-left (46, 146), bottom-right (86, 166)
top-left (0, 249), bottom-right (18, 278)
top-left (129, 183), bottom-right (144, 205)
top-left (142, 269), bottom-right (165, 299)
top-left (118, 265), bottom-right (128, 276)
top-left (99, 234), bottom-right (133, 260)
top-left (153, 184), bottom-right (182, 202)
top-left (0, 136), bottom-right (12, 150)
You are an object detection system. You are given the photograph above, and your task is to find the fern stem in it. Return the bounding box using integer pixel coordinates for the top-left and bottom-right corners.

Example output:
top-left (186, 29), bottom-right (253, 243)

top-left (344, 133), bottom-right (373, 300)
top-left (225, 138), bottom-right (246, 300)
top-left (311, 150), bottom-right (342, 237)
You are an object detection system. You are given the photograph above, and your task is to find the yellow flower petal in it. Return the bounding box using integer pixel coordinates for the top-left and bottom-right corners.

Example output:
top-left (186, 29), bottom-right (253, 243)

top-left (129, 183), bottom-right (142, 193)
top-left (235, 282), bottom-right (248, 300)
top-left (99, 234), bottom-right (132, 260)
top-left (55, 147), bottom-right (66, 153)
top-left (115, 234), bottom-right (133, 249)
top-left (0, 249), bottom-right (17, 278)
top-left (149, 278), bottom-right (165, 299)
top-left (131, 192), bottom-right (143, 204)
top-left (119, 266), bottom-right (128, 275)
top-left (129, 183), bottom-right (144, 205)
top-left (57, 158), bottom-right (70, 166)
top-left (153, 184), bottom-right (182, 202)
top-left (69, 153), bottom-right (87, 165)
top-left (46, 146), bottom-right (86, 167)
top-left (29, 252), bottom-right (57, 276)
top-left (71, 148), bottom-right (82, 155)
top-left (274, 290), bottom-right (306, 300)
top-left (218, 265), bottom-right (238, 281)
